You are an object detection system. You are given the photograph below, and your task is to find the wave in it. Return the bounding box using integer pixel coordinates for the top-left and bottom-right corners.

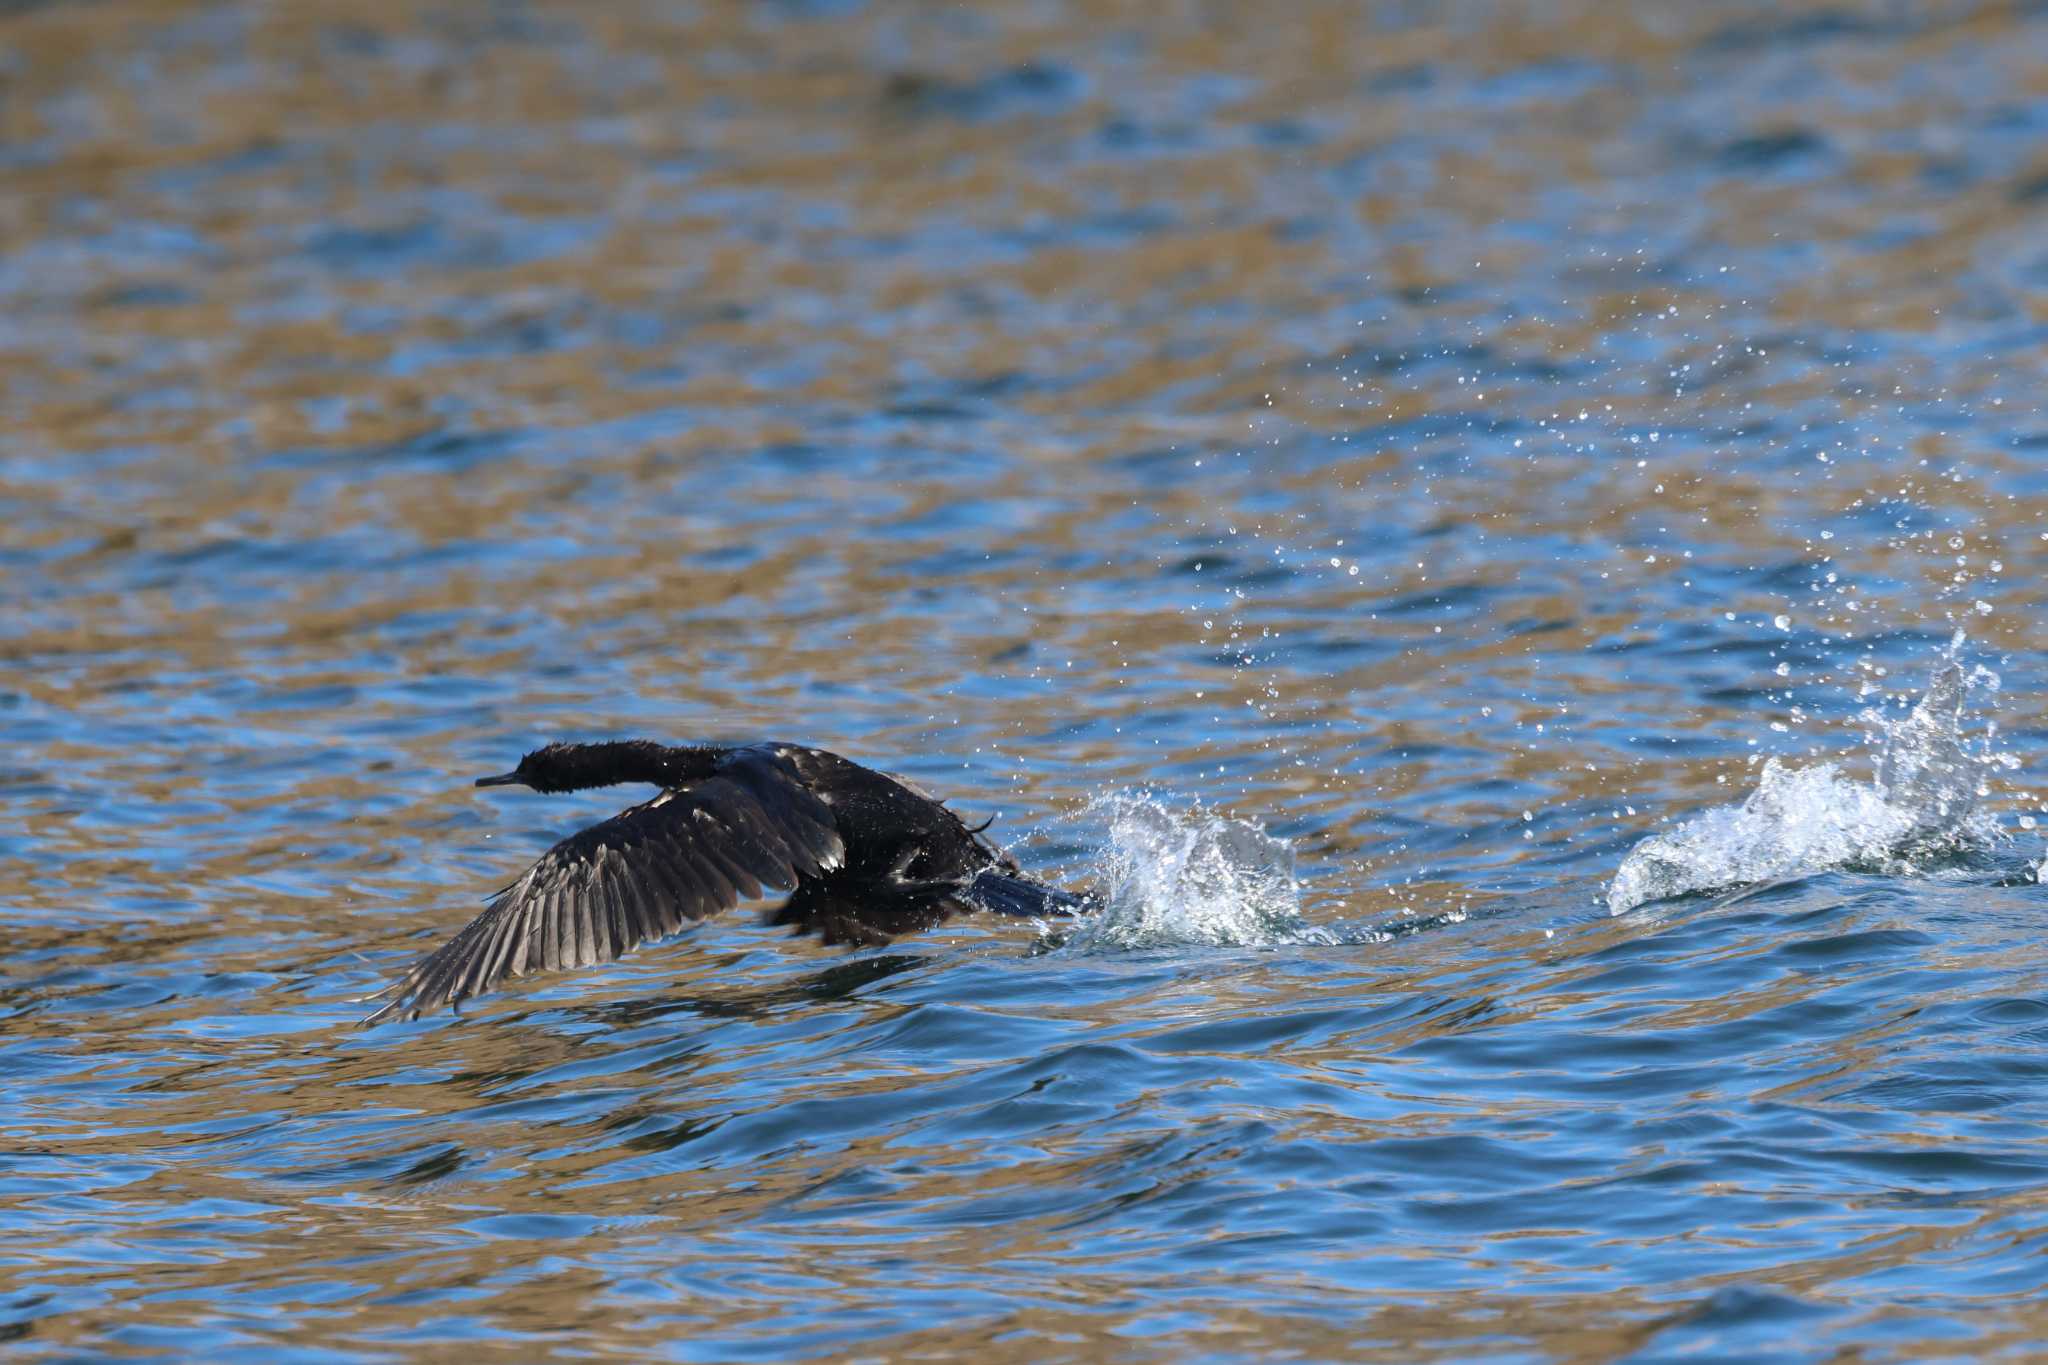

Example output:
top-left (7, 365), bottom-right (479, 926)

top-left (1046, 793), bottom-right (1331, 952)
top-left (1607, 649), bottom-right (2014, 914)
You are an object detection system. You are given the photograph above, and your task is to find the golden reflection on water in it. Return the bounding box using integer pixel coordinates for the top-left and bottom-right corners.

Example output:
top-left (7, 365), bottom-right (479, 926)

top-left (5, 0), bottom-right (2048, 1357)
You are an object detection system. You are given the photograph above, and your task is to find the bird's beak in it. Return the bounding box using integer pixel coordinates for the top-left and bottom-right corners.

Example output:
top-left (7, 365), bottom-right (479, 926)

top-left (475, 771), bottom-right (523, 788)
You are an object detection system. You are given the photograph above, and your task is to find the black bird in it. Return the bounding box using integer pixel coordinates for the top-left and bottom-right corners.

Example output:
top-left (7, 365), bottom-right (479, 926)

top-left (362, 740), bottom-right (1088, 1023)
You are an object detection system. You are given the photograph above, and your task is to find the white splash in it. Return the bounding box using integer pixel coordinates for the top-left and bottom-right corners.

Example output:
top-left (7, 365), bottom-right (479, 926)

top-left (1055, 793), bottom-right (1325, 951)
top-left (1607, 654), bottom-right (2011, 914)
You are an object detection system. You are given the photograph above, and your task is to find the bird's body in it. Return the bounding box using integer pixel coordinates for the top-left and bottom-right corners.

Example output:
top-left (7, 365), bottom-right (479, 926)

top-left (363, 741), bottom-right (1086, 1023)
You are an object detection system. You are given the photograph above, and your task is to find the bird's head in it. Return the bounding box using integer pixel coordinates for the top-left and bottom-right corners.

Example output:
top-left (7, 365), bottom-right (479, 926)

top-left (475, 739), bottom-right (681, 794)
top-left (475, 742), bottom-right (586, 794)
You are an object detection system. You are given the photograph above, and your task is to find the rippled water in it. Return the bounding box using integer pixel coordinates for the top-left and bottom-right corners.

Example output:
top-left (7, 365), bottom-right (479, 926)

top-left (7, 0), bottom-right (2048, 1357)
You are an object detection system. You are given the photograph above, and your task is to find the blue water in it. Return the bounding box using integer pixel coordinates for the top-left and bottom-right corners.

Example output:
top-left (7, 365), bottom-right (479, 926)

top-left (5, 0), bottom-right (2048, 1358)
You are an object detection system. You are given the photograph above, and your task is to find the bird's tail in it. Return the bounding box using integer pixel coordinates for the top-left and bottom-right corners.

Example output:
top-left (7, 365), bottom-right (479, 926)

top-left (964, 869), bottom-right (1098, 919)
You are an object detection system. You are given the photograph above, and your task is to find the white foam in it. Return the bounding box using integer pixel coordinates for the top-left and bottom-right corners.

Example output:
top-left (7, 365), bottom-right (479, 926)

top-left (1607, 656), bottom-right (2009, 914)
top-left (1054, 793), bottom-right (1325, 952)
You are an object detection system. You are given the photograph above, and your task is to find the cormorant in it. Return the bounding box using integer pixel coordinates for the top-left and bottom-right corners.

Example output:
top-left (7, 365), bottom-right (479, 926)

top-left (362, 740), bottom-right (1089, 1023)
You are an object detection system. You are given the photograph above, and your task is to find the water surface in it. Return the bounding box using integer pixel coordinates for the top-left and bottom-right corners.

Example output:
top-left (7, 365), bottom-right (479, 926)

top-left (6, 0), bottom-right (2048, 1358)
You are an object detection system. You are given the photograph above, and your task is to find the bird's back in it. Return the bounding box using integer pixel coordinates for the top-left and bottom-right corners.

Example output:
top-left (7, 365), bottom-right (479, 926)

top-left (771, 745), bottom-right (1005, 883)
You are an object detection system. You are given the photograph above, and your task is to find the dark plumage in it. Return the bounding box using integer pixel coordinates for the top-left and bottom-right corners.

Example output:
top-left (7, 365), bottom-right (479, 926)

top-left (362, 741), bottom-right (1089, 1023)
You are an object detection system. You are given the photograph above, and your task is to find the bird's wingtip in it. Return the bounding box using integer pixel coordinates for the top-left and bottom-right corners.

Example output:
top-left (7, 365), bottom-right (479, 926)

top-left (353, 971), bottom-right (424, 1025)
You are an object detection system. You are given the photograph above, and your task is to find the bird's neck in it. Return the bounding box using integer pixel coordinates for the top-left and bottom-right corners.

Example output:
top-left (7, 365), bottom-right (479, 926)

top-left (545, 741), bottom-right (720, 792)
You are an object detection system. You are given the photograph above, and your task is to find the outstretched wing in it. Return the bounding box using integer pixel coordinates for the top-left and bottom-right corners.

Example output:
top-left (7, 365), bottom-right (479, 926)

top-left (363, 748), bottom-right (844, 1023)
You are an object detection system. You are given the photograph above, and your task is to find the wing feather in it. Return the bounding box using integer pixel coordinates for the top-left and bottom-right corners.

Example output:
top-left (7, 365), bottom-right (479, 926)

top-left (632, 842), bottom-right (687, 935)
top-left (363, 747), bottom-right (846, 1023)
top-left (577, 858), bottom-right (604, 967)
top-left (449, 910), bottom-right (505, 1008)
top-left (534, 884), bottom-right (559, 973)
top-left (602, 854), bottom-right (636, 952)
top-left (617, 859), bottom-right (659, 939)
top-left (736, 804), bottom-right (795, 879)
top-left (647, 846), bottom-right (694, 935)
top-left (583, 855), bottom-right (612, 965)
top-left (475, 900), bottom-right (524, 997)
top-left (696, 818), bottom-right (764, 902)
